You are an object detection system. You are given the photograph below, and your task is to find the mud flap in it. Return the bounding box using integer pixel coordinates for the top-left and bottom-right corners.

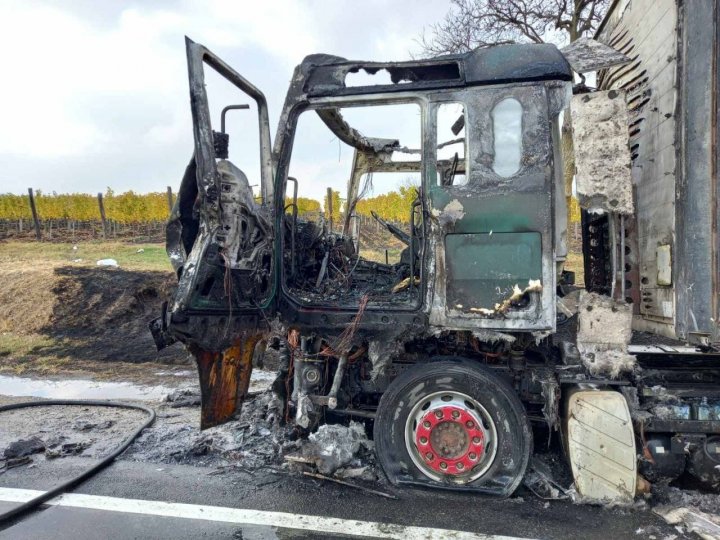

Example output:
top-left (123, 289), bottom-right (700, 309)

top-left (565, 389), bottom-right (637, 502)
top-left (192, 334), bottom-right (263, 429)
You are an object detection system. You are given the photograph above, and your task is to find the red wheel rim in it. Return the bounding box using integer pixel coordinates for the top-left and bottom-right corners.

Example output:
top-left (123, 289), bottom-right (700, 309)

top-left (414, 404), bottom-right (486, 475)
top-left (405, 391), bottom-right (497, 483)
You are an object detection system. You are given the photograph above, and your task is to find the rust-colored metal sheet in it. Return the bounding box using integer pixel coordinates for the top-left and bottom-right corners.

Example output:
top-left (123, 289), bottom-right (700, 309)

top-left (192, 334), bottom-right (263, 429)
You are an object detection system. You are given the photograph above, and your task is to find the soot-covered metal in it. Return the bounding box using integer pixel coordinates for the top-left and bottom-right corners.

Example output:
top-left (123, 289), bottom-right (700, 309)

top-left (149, 37), bottom-right (720, 500)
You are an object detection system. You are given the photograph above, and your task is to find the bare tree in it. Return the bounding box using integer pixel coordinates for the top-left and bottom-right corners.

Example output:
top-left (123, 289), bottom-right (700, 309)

top-left (420, 0), bottom-right (609, 55)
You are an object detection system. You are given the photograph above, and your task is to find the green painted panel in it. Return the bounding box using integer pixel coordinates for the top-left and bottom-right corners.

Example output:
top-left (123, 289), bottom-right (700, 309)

top-left (445, 232), bottom-right (542, 310)
top-left (428, 186), bottom-right (536, 233)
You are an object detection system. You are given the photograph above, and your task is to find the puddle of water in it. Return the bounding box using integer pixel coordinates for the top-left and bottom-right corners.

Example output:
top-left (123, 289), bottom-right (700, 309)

top-left (0, 369), bottom-right (277, 402)
top-left (153, 370), bottom-right (195, 378)
top-left (0, 375), bottom-right (174, 401)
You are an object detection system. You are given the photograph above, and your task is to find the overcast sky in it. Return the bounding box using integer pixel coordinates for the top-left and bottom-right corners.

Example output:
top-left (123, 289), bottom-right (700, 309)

top-left (0, 0), bottom-right (449, 201)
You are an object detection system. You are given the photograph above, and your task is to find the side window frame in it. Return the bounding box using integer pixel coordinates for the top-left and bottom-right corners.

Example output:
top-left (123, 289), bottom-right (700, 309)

top-left (459, 84), bottom-right (550, 191)
top-left (435, 101), bottom-right (469, 187)
top-left (491, 97), bottom-right (524, 177)
top-left (278, 95), bottom-right (429, 312)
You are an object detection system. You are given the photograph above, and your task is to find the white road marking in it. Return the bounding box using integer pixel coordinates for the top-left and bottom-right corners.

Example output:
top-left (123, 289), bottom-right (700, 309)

top-left (0, 487), bottom-right (533, 540)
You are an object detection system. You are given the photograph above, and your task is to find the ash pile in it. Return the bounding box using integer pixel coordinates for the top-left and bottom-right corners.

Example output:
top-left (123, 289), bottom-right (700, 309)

top-left (127, 391), bottom-right (288, 468)
top-left (284, 217), bottom-right (420, 308)
top-left (129, 387), bottom-right (381, 484)
top-left (284, 421), bottom-right (378, 481)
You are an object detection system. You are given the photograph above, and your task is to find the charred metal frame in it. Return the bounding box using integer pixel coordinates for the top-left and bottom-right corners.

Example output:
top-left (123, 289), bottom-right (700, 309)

top-left (186, 37), bottom-right (274, 207)
top-left (220, 104), bottom-right (250, 134)
top-left (151, 32), bottom-right (720, 497)
top-left (273, 84), bottom-right (567, 335)
top-left (160, 41), bottom-right (577, 421)
top-left (169, 38), bottom-right (277, 328)
top-left (275, 92), bottom-right (428, 319)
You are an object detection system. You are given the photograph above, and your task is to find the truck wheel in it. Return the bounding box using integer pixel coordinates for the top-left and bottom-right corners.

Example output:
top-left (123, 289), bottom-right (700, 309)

top-left (374, 358), bottom-right (531, 496)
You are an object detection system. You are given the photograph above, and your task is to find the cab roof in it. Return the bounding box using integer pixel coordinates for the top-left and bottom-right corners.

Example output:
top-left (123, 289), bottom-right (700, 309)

top-left (299, 43), bottom-right (573, 97)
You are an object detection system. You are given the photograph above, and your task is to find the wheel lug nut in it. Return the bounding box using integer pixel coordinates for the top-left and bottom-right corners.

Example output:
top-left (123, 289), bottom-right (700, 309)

top-left (440, 462), bottom-right (447, 470)
top-left (469, 452), bottom-right (477, 460)
top-left (457, 462), bottom-right (464, 470)
top-left (423, 421), bottom-right (431, 428)
top-left (420, 437), bottom-right (428, 444)
top-left (466, 421), bottom-right (474, 428)
top-left (425, 452), bottom-right (434, 460)
top-left (472, 436), bottom-right (481, 444)
top-left (435, 411), bottom-right (443, 419)
top-left (451, 410), bottom-right (460, 419)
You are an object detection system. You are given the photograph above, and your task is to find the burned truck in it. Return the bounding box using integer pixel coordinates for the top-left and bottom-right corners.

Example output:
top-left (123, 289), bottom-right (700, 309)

top-left (151, 32), bottom-right (720, 501)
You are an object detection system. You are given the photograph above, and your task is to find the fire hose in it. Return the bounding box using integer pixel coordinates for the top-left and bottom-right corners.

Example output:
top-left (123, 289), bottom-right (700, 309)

top-left (0, 399), bottom-right (155, 525)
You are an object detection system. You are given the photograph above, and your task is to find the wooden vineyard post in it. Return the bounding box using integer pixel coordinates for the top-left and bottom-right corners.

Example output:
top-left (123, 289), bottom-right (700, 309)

top-left (27, 188), bottom-right (41, 240)
top-left (326, 187), bottom-right (333, 233)
top-left (97, 193), bottom-right (107, 239)
top-left (167, 186), bottom-right (174, 213)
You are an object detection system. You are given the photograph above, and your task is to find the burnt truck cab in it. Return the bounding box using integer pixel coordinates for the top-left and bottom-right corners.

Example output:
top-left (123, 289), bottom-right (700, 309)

top-left (152, 37), bottom-right (720, 500)
top-left (160, 38), bottom-right (571, 389)
top-left (275, 44), bottom-right (571, 334)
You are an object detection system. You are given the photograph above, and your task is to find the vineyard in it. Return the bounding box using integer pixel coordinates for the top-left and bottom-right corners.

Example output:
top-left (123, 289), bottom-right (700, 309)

top-left (0, 189), bottom-right (175, 242)
top-left (0, 187), bottom-right (581, 242)
top-left (0, 187), bottom-right (421, 242)
top-left (0, 189), bottom-right (171, 223)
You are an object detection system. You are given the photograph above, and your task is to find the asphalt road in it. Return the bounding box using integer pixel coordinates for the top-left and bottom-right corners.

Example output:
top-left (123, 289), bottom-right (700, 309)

top-left (0, 457), bottom-right (685, 539)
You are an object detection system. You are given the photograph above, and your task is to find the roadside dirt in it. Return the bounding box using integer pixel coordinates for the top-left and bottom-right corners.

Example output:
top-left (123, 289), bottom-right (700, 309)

top-left (0, 261), bottom-right (189, 367)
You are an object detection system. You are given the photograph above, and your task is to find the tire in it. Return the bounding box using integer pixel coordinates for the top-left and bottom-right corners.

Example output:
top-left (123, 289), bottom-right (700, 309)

top-left (374, 358), bottom-right (532, 496)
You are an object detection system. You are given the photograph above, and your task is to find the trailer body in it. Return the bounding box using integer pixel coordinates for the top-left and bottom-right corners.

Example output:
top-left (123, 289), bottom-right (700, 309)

top-left (595, 0), bottom-right (718, 343)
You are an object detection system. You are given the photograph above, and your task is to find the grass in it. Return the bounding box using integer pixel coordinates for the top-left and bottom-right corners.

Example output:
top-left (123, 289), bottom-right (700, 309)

top-left (0, 241), bottom-right (172, 272)
top-left (0, 355), bottom-right (74, 377)
top-left (0, 332), bottom-right (67, 377)
top-left (359, 248), bottom-right (404, 264)
top-left (0, 332), bottom-right (55, 359)
top-left (0, 241), bottom-right (187, 382)
top-left (0, 330), bottom-right (188, 383)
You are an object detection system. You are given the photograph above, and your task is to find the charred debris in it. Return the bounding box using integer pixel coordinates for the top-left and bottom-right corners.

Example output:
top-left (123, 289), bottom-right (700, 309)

top-left (150, 34), bottom-right (720, 503)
